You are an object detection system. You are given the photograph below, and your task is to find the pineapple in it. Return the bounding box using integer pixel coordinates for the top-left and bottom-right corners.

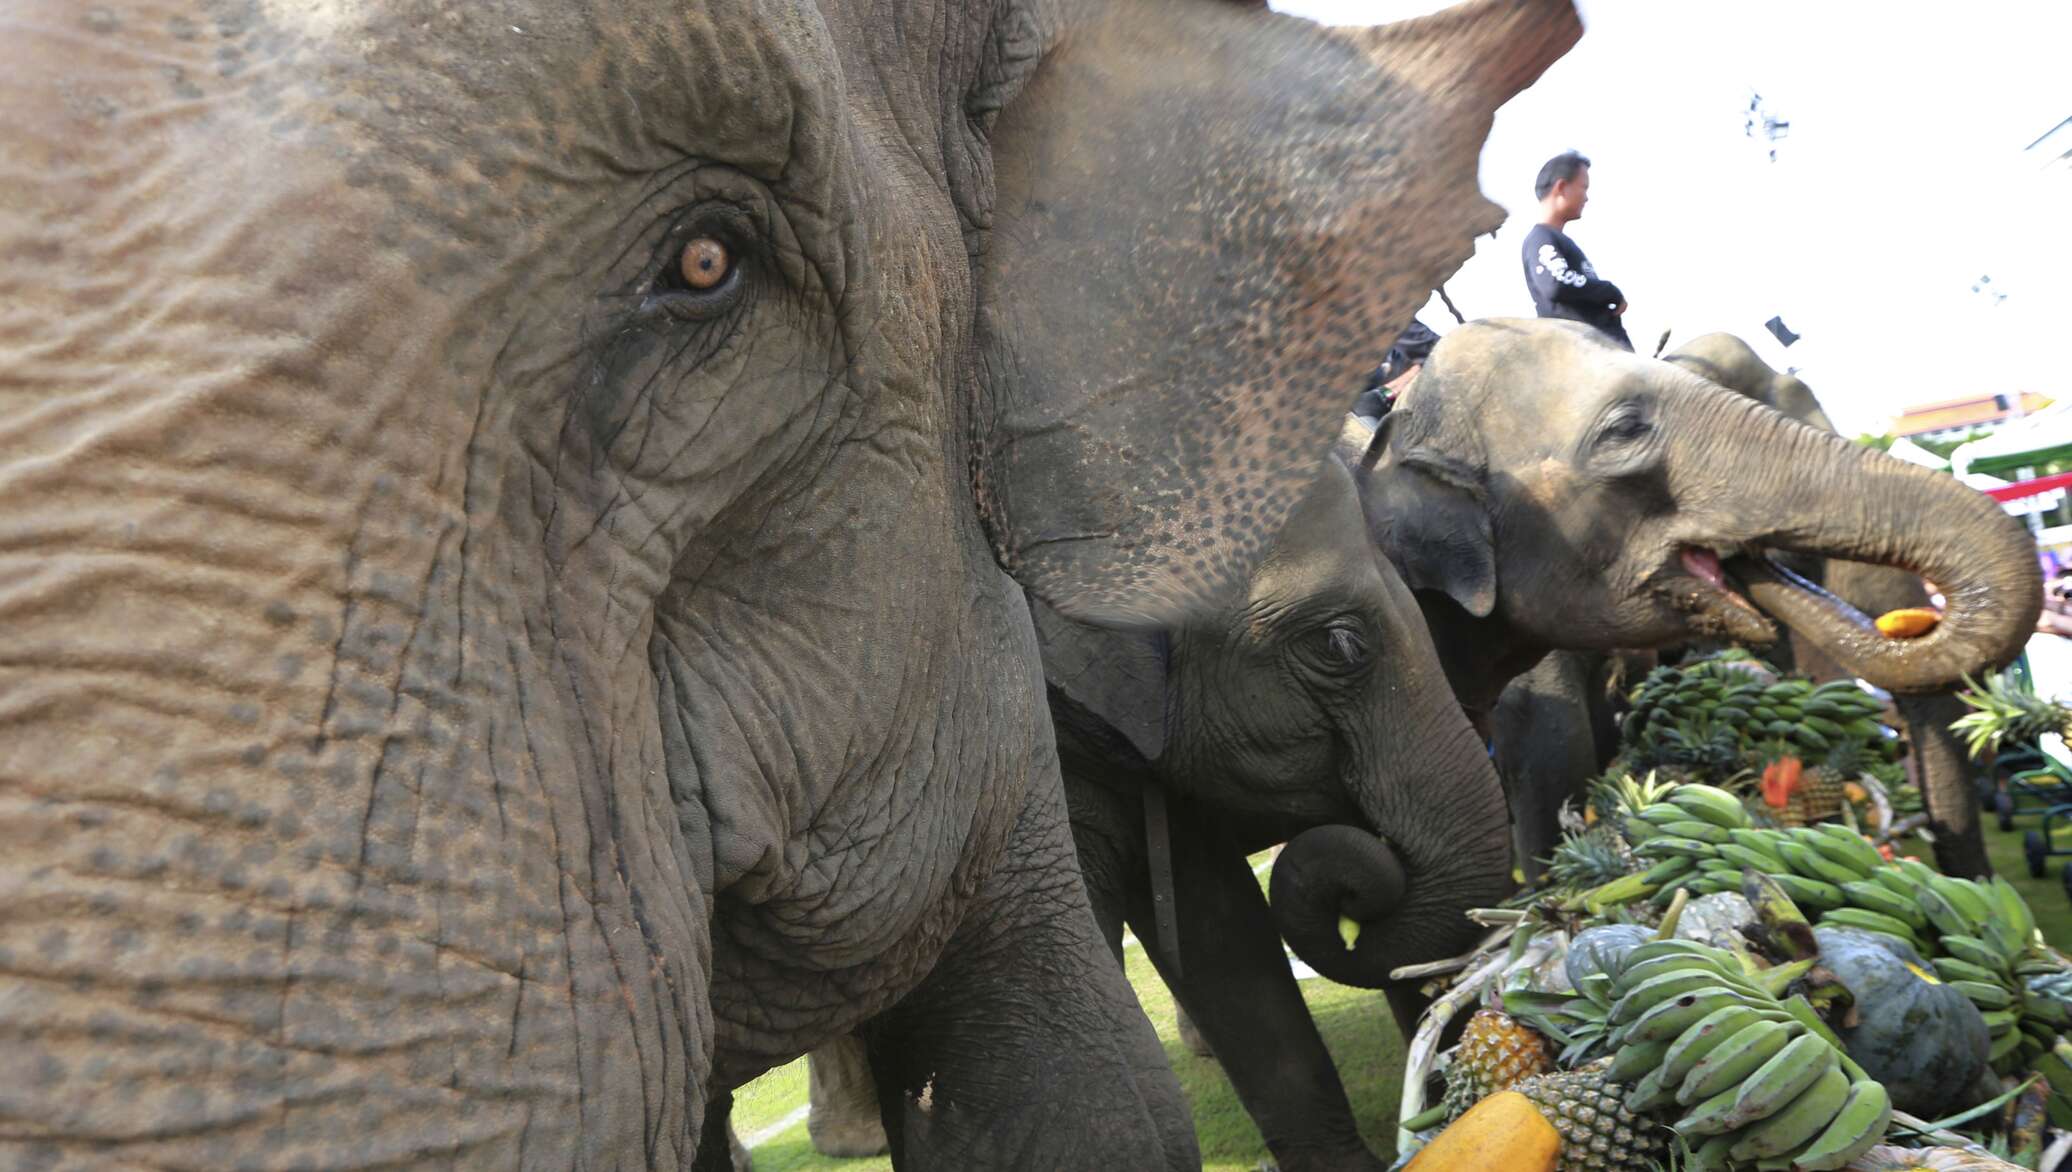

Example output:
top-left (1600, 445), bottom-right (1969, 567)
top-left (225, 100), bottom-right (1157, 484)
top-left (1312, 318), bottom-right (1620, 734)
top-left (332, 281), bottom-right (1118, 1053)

top-left (1512, 1058), bottom-right (1672, 1172)
top-left (1954, 670), bottom-right (2072, 758)
top-left (1798, 739), bottom-right (1863, 821)
top-left (1441, 1009), bottom-right (1553, 1118)
top-left (1544, 825), bottom-right (1637, 893)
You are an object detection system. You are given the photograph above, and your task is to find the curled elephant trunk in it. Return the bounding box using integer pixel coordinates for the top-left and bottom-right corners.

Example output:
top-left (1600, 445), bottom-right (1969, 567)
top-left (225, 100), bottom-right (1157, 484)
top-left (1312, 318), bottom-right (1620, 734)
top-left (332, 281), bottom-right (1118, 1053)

top-left (1703, 395), bottom-right (2042, 694)
top-left (1268, 729), bottom-right (1514, 987)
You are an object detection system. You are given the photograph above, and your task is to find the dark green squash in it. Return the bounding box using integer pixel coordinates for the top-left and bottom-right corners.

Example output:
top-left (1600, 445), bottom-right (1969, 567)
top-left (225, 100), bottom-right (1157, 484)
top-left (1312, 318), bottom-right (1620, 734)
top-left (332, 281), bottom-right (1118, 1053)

top-left (1814, 926), bottom-right (1990, 1115)
top-left (1564, 923), bottom-right (1653, 990)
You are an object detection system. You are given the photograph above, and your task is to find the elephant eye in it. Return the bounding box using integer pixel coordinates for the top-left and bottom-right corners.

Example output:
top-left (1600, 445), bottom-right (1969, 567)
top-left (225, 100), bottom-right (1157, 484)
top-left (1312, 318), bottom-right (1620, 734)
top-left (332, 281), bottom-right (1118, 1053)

top-left (1305, 620), bottom-right (1371, 676)
top-left (1600, 412), bottom-right (1651, 442)
top-left (645, 210), bottom-right (753, 320)
top-left (679, 238), bottom-right (732, 290)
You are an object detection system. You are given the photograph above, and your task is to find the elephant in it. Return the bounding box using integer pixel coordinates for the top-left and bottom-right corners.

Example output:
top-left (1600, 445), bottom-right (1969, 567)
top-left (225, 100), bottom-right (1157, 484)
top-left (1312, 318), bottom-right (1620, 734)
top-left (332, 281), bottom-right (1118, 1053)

top-left (0, 0), bottom-right (1582, 1167)
top-left (1663, 332), bottom-right (1997, 876)
top-left (1277, 317), bottom-right (2042, 984)
top-left (809, 449), bottom-right (1515, 1172)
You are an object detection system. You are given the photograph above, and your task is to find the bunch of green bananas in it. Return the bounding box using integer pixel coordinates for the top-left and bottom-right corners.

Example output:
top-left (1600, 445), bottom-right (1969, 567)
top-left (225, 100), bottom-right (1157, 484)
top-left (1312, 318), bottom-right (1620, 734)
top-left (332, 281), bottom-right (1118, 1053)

top-left (1623, 667), bottom-right (1897, 762)
top-left (1577, 783), bottom-right (1752, 913)
top-left (1596, 789), bottom-right (2072, 1076)
top-left (1592, 939), bottom-right (1890, 1171)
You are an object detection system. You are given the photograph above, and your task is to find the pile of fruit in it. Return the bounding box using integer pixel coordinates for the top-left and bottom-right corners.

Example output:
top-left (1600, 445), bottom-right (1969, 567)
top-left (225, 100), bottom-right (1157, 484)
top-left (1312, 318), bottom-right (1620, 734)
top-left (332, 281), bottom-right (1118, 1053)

top-left (1607, 653), bottom-right (1908, 825)
top-left (1399, 780), bottom-right (2072, 1172)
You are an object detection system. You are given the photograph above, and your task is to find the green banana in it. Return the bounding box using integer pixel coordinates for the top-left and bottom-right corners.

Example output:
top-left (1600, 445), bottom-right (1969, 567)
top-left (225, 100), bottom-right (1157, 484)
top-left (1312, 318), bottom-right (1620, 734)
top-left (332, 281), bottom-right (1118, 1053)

top-left (1667, 784), bottom-right (1751, 829)
top-left (1978, 1008), bottom-right (2020, 1037)
top-left (1769, 872), bottom-right (1846, 912)
top-left (1931, 875), bottom-right (1997, 926)
top-left (1839, 881), bottom-right (1930, 930)
top-left (1933, 956), bottom-right (2008, 987)
top-left (1640, 855), bottom-right (1698, 885)
top-left (1638, 803), bottom-right (1693, 828)
top-left (1952, 980), bottom-right (2014, 1011)
top-left (1730, 1065), bottom-right (1851, 1161)
top-left (1800, 714), bottom-right (1847, 739)
top-left (1675, 1083), bottom-right (1750, 1138)
top-left (1618, 939), bottom-right (1729, 973)
top-left (1636, 836), bottom-right (1716, 860)
top-left (1622, 1062), bottom-right (1683, 1114)
top-left (1868, 866), bottom-right (1921, 900)
top-left (1992, 875), bottom-right (2040, 946)
top-left (1818, 908), bottom-right (1923, 952)
top-left (1610, 971), bottom-right (1737, 1025)
top-left (1730, 827), bottom-right (1791, 858)
top-left (1990, 1025), bottom-right (2025, 1064)
top-left (1942, 934), bottom-right (2015, 976)
top-left (1660, 818), bottom-right (1731, 845)
top-left (1716, 844), bottom-right (1781, 873)
top-left (1605, 1037), bottom-right (1674, 1083)
top-left (1677, 1017), bottom-right (1796, 1105)
top-left (1616, 952), bottom-right (1736, 994)
top-left (1628, 989), bottom-right (1750, 1044)
top-left (1811, 825), bottom-right (1886, 875)
top-left (1794, 726), bottom-right (1832, 752)
top-left (1723, 1033), bottom-right (1837, 1128)
top-left (1659, 1005), bottom-right (1767, 1088)
top-left (1915, 883), bottom-right (1976, 937)
top-left (1698, 858), bottom-right (1740, 874)
top-left (1787, 1078), bottom-right (1891, 1171)
top-left (1682, 1131), bottom-right (1742, 1172)
top-left (1983, 913), bottom-right (2029, 961)
top-left (1777, 840), bottom-right (1863, 888)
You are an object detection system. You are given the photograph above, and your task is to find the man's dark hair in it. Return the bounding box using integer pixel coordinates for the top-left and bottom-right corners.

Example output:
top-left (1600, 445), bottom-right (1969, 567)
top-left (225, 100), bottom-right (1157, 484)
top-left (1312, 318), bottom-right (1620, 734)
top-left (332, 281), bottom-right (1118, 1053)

top-left (1534, 151), bottom-right (1591, 200)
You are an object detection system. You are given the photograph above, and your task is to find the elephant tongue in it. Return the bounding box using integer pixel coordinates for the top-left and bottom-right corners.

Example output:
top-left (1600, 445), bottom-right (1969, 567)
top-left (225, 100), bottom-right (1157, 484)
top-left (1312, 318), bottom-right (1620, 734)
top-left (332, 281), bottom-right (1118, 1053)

top-left (1681, 547), bottom-right (1730, 591)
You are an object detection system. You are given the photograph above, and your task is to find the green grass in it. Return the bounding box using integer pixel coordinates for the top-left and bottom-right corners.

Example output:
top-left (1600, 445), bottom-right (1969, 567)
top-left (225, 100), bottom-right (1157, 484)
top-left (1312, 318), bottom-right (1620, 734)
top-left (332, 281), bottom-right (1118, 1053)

top-left (731, 819), bottom-right (2072, 1170)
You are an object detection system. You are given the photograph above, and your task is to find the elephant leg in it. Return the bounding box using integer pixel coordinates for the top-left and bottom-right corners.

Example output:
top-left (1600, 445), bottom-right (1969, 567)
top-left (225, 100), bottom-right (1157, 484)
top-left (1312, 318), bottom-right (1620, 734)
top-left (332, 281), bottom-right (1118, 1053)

top-left (1492, 651), bottom-right (1600, 882)
top-left (1064, 768), bottom-right (1145, 969)
top-left (862, 775), bottom-right (1196, 1170)
top-left (1901, 691), bottom-right (1993, 878)
top-left (693, 1092), bottom-right (747, 1172)
top-left (1125, 804), bottom-right (1386, 1172)
top-left (805, 1035), bottom-right (889, 1158)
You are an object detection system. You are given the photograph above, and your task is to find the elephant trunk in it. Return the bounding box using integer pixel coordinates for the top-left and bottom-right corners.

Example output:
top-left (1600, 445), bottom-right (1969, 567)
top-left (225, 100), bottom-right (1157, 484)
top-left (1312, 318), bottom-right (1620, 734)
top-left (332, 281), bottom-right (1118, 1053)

top-left (1705, 393), bottom-right (2042, 694)
top-left (1269, 717), bottom-right (1513, 988)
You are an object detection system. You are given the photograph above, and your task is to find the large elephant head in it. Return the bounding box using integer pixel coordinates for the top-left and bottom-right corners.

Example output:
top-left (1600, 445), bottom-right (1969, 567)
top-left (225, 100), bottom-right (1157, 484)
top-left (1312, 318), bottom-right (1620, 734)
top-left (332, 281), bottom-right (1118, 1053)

top-left (0, 0), bottom-right (1576, 1164)
top-left (1358, 319), bottom-right (2040, 697)
top-left (1041, 456), bottom-right (1514, 987)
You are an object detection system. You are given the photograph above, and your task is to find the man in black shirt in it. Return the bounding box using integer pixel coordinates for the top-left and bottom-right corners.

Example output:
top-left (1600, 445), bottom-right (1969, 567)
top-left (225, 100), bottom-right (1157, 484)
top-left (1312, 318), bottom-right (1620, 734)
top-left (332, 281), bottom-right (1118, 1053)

top-left (1520, 151), bottom-right (1632, 350)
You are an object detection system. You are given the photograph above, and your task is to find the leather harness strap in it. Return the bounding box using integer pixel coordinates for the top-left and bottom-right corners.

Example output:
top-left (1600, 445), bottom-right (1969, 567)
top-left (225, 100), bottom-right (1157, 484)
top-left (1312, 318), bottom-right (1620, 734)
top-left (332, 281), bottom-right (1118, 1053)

top-left (1142, 782), bottom-right (1182, 977)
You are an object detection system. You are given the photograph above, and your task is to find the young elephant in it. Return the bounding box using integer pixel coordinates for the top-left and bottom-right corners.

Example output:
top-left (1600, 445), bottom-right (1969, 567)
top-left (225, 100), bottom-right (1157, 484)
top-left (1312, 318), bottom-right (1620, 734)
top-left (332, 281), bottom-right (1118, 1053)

top-left (1276, 318), bottom-right (2041, 986)
top-left (808, 453), bottom-right (1515, 1172)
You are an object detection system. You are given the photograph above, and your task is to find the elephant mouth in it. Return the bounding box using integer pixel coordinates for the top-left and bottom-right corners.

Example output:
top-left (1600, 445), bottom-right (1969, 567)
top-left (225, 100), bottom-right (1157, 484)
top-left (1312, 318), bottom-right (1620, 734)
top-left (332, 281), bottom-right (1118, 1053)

top-left (1659, 545), bottom-right (1779, 644)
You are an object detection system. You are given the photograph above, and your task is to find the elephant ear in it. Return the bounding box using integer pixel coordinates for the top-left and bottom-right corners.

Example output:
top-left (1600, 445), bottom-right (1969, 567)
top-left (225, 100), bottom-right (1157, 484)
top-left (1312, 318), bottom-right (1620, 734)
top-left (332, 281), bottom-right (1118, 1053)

top-left (972, 0), bottom-right (1580, 627)
top-left (1029, 596), bottom-right (1170, 763)
top-left (1359, 413), bottom-right (1497, 619)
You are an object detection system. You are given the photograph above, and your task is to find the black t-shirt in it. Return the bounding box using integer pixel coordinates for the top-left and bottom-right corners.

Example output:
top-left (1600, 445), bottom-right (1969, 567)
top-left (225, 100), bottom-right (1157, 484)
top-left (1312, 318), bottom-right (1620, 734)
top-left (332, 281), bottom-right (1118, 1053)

top-left (1521, 223), bottom-right (1631, 349)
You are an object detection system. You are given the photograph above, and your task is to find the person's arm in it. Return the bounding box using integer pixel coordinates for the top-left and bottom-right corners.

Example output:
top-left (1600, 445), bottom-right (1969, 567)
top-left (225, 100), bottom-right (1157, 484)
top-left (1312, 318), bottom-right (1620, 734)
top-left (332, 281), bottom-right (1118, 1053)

top-left (1532, 234), bottom-right (1624, 311)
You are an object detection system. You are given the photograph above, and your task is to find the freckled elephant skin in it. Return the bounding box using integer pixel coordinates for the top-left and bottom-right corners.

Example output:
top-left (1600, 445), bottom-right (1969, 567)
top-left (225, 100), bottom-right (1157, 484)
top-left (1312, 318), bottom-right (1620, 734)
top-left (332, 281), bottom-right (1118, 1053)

top-left (0, 0), bottom-right (1576, 1167)
top-left (1348, 320), bottom-right (2039, 883)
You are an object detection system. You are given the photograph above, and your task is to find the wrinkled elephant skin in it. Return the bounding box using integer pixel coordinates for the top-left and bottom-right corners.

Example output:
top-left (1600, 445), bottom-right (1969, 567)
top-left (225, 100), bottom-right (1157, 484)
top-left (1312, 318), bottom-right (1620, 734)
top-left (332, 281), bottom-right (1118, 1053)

top-left (0, 0), bottom-right (1578, 1167)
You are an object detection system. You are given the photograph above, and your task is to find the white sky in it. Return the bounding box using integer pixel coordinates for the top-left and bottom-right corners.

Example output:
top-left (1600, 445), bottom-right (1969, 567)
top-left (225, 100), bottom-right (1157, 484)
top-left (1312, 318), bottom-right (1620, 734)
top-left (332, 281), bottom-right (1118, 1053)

top-left (1271, 0), bottom-right (2072, 436)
